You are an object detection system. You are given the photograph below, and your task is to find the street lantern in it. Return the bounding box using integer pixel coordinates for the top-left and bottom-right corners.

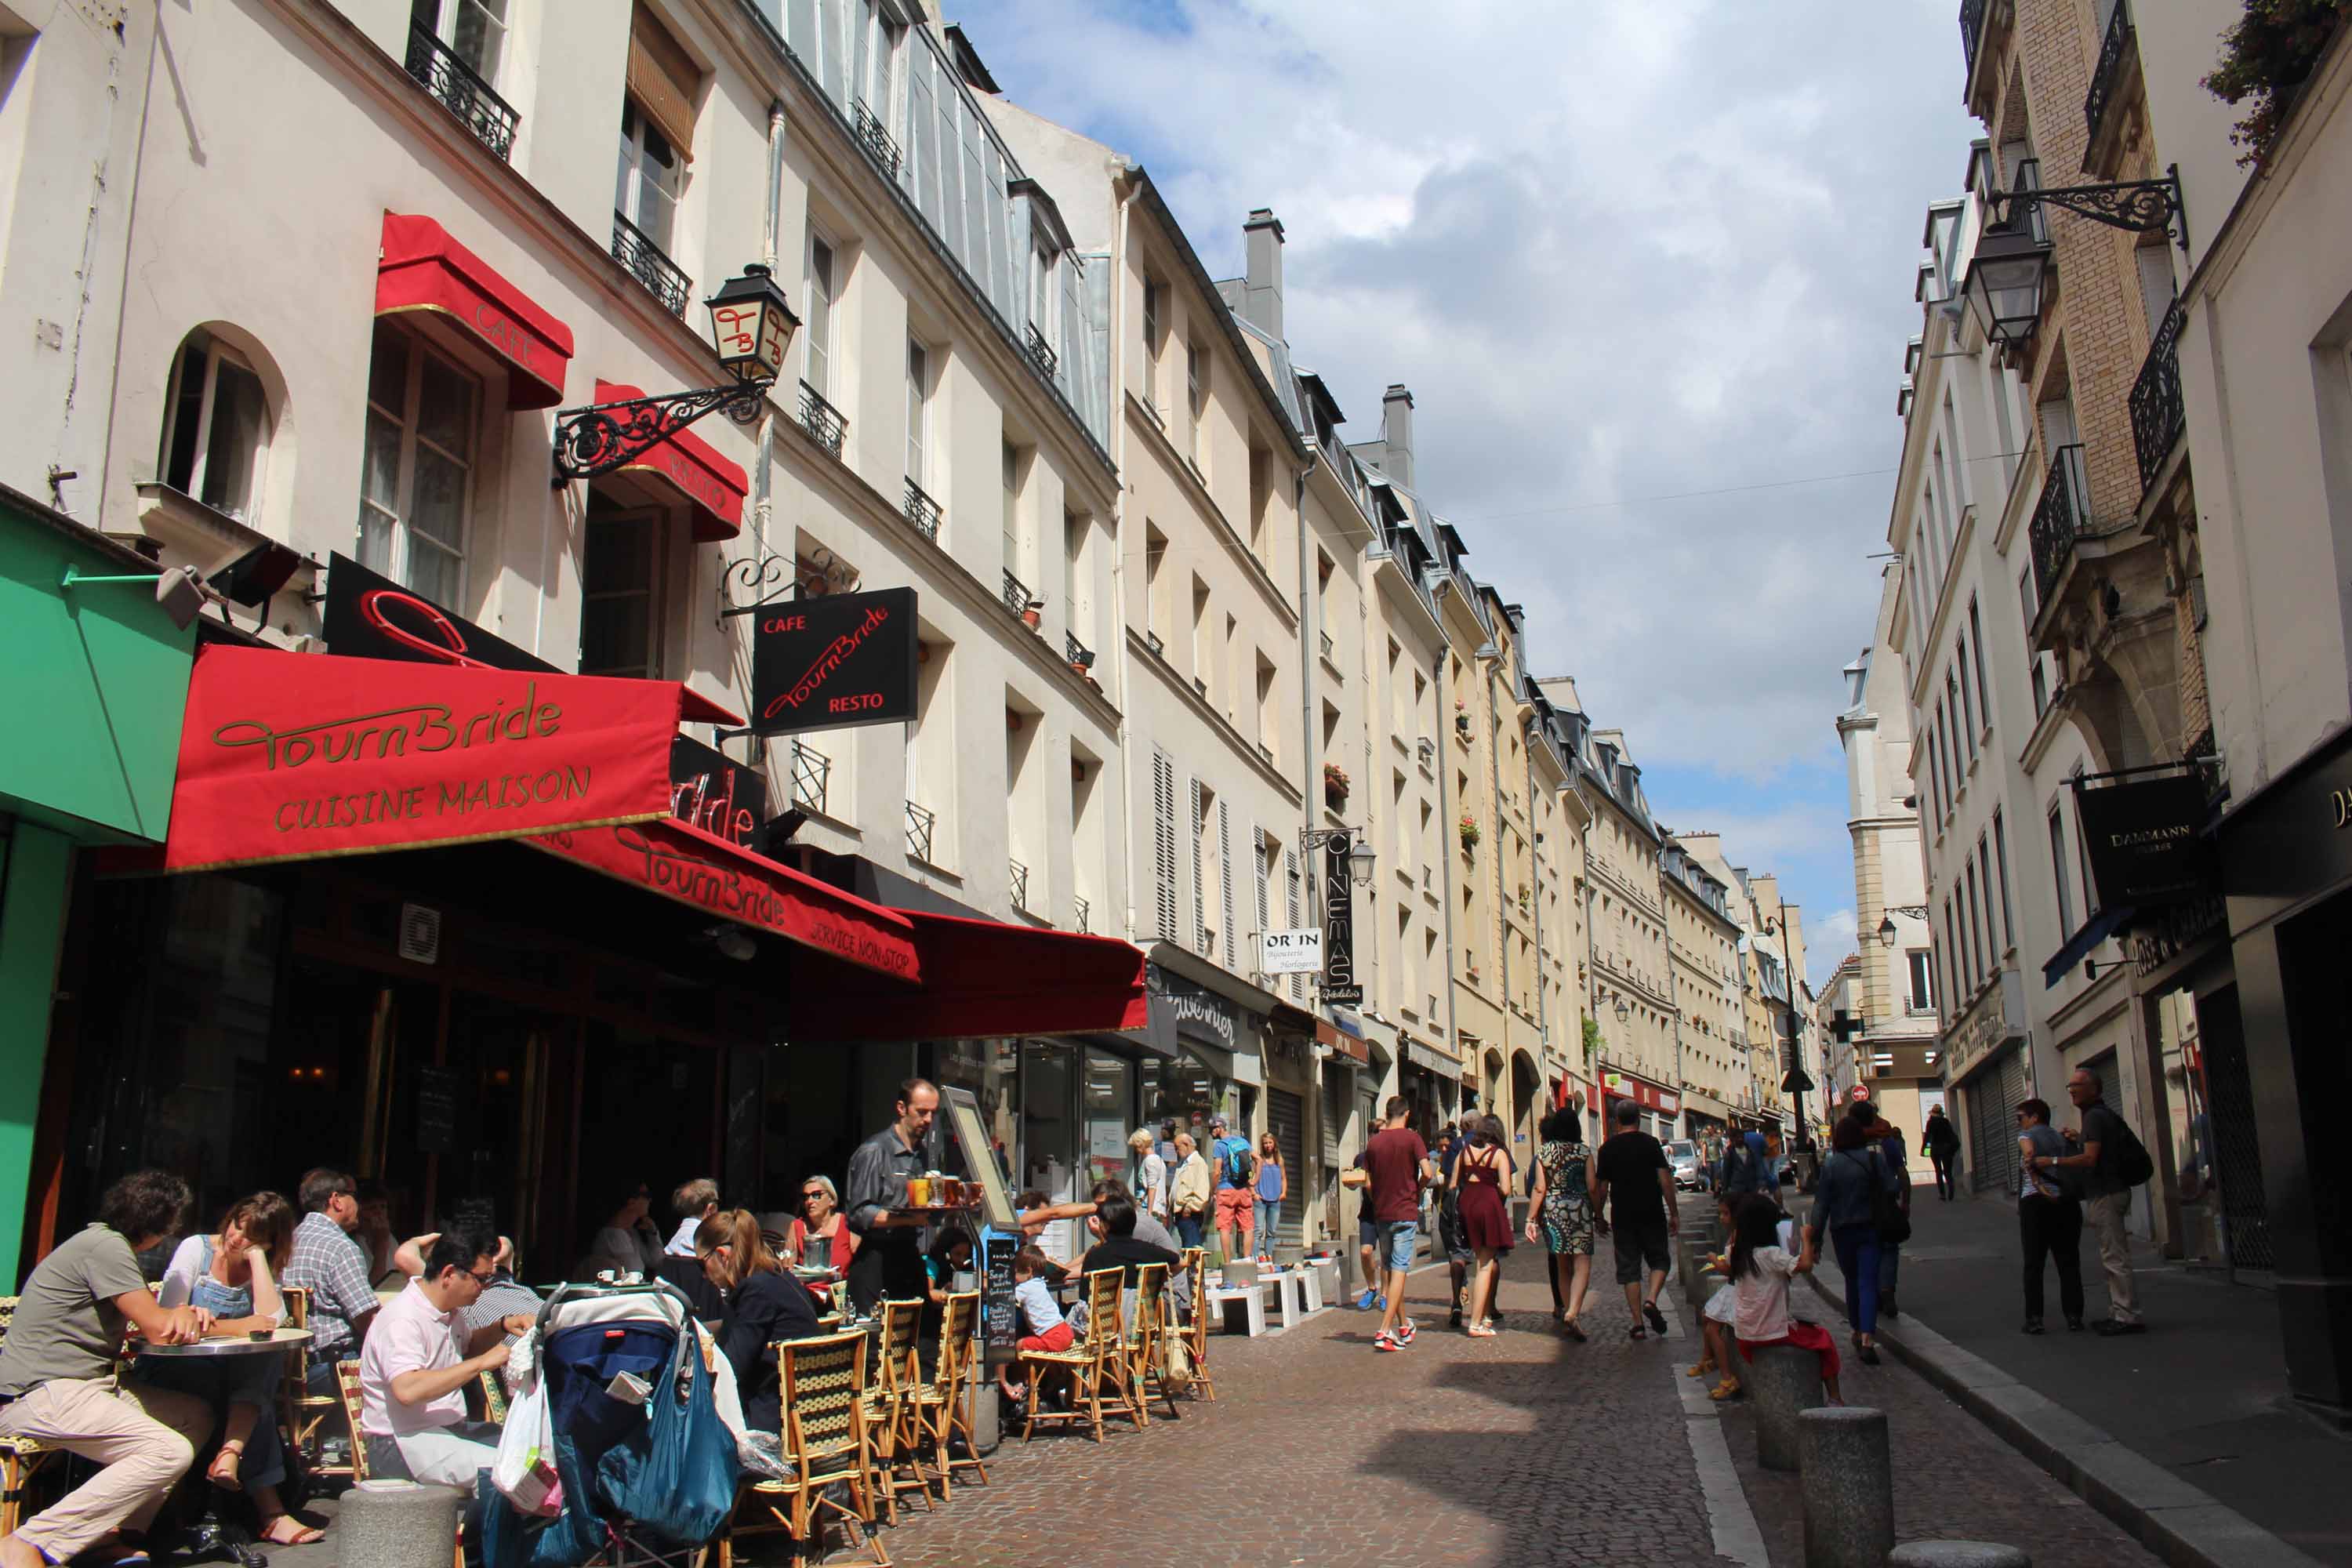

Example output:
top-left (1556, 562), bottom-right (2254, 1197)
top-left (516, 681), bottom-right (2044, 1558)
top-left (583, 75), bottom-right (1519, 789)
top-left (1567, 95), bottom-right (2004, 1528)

top-left (1877, 915), bottom-right (1898, 949)
top-left (1348, 838), bottom-right (1377, 886)
top-left (705, 263), bottom-right (800, 385)
top-left (1614, 999), bottom-right (1630, 1023)
top-left (1962, 224), bottom-right (2052, 350)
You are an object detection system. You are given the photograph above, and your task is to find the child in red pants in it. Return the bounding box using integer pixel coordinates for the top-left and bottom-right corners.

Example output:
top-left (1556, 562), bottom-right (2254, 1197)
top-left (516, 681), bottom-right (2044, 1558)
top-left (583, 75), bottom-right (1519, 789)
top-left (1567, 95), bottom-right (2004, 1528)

top-left (1000, 1247), bottom-right (1073, 1408)
top-left (1727, 1193), bottom-right (1842, 1404)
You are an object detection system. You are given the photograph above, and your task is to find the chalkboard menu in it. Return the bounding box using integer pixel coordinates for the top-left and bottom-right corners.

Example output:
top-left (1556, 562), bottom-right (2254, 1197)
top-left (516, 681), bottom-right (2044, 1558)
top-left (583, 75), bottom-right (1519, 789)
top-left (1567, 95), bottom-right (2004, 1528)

top-left (981, 1232), bottom-right (1017, 1367)
top-left (416, 1067), bottom-right (457, 1155)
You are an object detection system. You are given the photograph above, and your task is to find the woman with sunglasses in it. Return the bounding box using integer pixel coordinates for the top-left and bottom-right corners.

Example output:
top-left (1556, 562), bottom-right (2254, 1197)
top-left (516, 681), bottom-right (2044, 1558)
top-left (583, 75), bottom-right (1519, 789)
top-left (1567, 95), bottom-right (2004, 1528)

top-left (783, 1177), bottom-right (860, 1277)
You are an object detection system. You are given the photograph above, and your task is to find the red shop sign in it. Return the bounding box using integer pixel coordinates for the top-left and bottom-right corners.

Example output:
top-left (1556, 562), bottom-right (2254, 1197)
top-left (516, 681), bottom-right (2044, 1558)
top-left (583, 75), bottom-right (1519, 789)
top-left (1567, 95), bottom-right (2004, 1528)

top-left (158, 645), bottom-right (699, 873)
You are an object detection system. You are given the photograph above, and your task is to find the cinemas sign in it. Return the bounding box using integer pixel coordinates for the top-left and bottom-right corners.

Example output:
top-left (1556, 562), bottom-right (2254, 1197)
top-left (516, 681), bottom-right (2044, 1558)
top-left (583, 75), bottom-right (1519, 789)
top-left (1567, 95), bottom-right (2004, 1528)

top-left (748, 586), bottom-right (918, 737)
top-left (321, 554), bottom-right (768, 849)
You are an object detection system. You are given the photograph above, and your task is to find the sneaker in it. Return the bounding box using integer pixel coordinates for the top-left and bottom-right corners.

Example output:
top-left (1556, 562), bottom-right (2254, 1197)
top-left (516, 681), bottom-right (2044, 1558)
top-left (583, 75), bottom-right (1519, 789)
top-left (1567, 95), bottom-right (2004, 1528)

top-left (1376, 1294), bottom-right (1387, 1311)
top-left (2022, 1318), bottom-right (2045, 1335)
top-left (2095, 1319), bottom-right (2147, 1338)
top-left (1396, 1319), bottom-right (1417, 1345)
top-left (1374, 1330), bottom-right (1401, 1352)
top-left (1356, 1290), bottom-right (1379, 1311)
top-left (2065, 1316), bottom-right (2085, 1332)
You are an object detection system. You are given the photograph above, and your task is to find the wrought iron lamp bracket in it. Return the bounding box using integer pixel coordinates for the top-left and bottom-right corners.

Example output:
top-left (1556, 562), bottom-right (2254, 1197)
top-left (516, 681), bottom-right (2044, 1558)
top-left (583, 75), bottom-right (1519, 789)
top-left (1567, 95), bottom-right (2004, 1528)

top-left (1993, 165), bottom-right (2187, 253)
top-left (550, 379), bottom-right (771, 485)
top-left (717, 553), bottom-right (795, 619)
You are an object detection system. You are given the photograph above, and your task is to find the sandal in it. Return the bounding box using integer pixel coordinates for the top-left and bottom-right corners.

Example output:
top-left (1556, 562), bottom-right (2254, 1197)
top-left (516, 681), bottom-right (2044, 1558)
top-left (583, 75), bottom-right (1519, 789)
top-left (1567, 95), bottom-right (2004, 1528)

top-left (206, 1441), bottom-right (245, 1493)
top-left (1708, 1379), bottom-right (1743, 1402)
top-left (1465, 1323), bottom-right (1497, 1338)
top-left (258, 1517), bottom-right (325, 1548)
top-left (1630, 1324), bottom-right (1648, 1341)
top-left (1564, 1318), bottom-right (1588, 1343)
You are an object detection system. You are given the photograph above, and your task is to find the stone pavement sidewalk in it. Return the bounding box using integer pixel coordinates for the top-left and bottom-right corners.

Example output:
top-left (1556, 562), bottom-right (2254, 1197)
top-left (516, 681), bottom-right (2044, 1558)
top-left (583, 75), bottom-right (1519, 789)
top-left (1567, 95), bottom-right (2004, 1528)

top-left (1809, 1189), bottom-right (2348, 1566)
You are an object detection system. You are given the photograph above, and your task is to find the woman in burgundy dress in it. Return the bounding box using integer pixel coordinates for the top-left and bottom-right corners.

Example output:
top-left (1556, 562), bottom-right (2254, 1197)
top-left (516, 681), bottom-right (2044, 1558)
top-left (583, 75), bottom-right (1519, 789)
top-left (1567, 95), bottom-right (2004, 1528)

top-left (1451, 1114), bottom-right (1516, 1335)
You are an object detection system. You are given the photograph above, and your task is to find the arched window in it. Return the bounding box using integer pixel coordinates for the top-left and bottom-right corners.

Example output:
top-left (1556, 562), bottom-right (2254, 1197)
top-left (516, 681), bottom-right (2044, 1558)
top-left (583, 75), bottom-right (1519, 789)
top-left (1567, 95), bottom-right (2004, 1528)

top-left (159, 331), bottom-right (274, 521)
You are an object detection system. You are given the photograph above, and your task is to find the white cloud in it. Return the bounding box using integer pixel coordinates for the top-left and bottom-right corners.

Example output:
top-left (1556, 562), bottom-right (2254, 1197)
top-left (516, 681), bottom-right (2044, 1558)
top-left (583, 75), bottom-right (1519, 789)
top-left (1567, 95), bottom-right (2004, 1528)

top-left (1811, 908), bottom-right (1860, 983)
top-left (963, 0), bottom-right (1976, 780)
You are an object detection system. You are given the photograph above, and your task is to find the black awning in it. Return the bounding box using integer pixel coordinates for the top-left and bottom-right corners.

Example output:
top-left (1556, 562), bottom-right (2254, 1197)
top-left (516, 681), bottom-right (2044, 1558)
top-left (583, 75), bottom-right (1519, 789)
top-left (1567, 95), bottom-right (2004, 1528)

top-left (2042, 904), bottom-right (2136, 988)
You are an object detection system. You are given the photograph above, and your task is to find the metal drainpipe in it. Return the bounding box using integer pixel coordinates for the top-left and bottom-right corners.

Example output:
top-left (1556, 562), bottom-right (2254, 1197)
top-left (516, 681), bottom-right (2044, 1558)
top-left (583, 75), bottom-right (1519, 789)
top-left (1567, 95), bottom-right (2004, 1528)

top-left (1483, 659), bottom-right (1508, 1112)
top-left (1108, 168), bottom-right (1142, 940)
top-left (1566, 773), bottom-right (1602, 1141)
top-left (1295, 461), bottom-right (1317, 972)
top-left (1433, 646), bottom-right (1460, 1116)
top-left (1668, 875), bottom-right (1686, 1137)
top-left (1523, 725), bottom-right (1548, 1068)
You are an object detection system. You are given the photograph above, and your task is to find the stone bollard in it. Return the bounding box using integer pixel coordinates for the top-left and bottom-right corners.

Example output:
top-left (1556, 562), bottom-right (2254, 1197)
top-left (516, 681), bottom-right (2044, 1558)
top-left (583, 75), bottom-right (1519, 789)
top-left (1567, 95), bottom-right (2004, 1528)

top-left (1746, 1344), bottom-right (1824, 1472)
top-left (1886, 1545), bottom-right (2032, 1567)
top-left (340, 1479), bottom-right (463, 1568)
top-left (1798, 1406), bottom-right (1893, 1568)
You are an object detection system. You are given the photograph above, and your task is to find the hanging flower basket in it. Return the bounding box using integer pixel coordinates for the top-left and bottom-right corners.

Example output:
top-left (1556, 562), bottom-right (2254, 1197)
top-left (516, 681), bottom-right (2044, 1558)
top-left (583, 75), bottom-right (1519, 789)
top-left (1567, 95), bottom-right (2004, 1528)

top-left (1457, 815), bottom-right (1480, 851)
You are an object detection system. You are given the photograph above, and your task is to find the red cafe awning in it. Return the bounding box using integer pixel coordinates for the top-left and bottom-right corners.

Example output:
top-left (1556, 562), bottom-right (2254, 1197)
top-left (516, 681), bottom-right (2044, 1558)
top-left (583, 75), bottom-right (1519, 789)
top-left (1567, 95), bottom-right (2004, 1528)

top-left (378, 213), bottom-right (575, 409)
top-left (593, 379), bottom-right (749, 543)
top-left (526, 817), bottom-right (920, 981)
top-left (789, 909), bottom-right (1150, 1042)
top-left (156, 644), bottom-right (718, 873)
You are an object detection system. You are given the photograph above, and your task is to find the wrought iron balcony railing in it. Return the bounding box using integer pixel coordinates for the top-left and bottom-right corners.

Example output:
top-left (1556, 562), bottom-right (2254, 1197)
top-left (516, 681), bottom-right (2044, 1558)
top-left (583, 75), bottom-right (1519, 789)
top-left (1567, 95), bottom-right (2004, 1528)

top-left (1009, 858), bottom-right (1030, 911)
top-left (789, 742), bottom-right (829, 816)
top-left (2084, 0), bottom-right (2134, 151)
top-left (851, 98), bottom-right (902, 180)
top-left (797, 381), bottom-right (848, 459)
top-left (1002, 567), bottom-right (1034, 619)
top-left (1065, 630), bottom-right (1093, 668)
top-left (2028, 443), bottom-right (2092, 610)
top-left (1073, 895), bottom-right (1091, 934)
top-left (1959, 0), bottom-right (1987, 80)
top-left (611, 212), bottom-right (691, 318)
top-left (405, 24), bottom-right (519, 163)
top-left (906, 800), bottom-right (936, 865)
top-left (902, 478), bottom-right (943, 542)
top-left (2129, 301), bottom-right (2183, 495)
top-left (1025, 324), bottom-right (1058, 381)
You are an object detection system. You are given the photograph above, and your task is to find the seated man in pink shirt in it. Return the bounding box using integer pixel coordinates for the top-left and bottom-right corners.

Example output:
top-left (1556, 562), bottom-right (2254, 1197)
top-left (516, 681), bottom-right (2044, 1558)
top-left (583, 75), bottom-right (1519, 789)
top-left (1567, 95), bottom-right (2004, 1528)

top-left (358, 1232), bottom-right (533, 1489)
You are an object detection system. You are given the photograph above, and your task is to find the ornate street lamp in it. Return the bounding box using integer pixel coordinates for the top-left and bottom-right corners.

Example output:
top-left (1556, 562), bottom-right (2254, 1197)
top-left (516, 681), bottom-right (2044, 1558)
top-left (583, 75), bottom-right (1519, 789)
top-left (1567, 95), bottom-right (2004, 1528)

top-left (1962, 224), bottom-right (2053, 350)
top-left (1347, 835), bottom-right (1377, 887)
top-left (1875, 905), bottom-right (1929, 949)
top-left (551, 263), bottom-right (800, 482)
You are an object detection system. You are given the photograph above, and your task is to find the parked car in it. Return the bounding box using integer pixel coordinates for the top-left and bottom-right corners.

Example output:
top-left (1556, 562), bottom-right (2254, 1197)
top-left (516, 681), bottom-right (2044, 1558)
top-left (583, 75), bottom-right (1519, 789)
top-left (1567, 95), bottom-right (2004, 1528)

top-left (1667, 1139), bottom-right (1708, 1192)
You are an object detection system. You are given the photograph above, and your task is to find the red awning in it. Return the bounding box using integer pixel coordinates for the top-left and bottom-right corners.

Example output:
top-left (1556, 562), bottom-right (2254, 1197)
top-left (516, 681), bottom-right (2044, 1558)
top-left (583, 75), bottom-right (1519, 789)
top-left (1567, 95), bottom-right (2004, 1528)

top-left (593, 379), bottom-right (749, 543)
top-left (528, 817), bottom-right (920, 980)
top-left (156, 645), bottom-right (710, 873)
top-left (377, 213), bottom-right (575, 409)
top-left (789, 909), bottom-right (1149, 1042)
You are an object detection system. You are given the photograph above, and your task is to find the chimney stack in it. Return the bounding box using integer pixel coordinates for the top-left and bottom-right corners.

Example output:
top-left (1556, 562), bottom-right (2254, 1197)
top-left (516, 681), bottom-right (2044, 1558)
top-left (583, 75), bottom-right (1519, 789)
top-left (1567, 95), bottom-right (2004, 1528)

top-left (1381, 384), bottom-right (1414, 488)
top-left (1242, 208), bottom-right (1284, 341)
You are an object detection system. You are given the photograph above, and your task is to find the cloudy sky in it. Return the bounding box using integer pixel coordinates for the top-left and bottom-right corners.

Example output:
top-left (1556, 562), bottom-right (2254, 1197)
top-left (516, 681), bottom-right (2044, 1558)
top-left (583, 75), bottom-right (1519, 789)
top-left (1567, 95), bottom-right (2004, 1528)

top-left (956, 0), bottom-right (1977, 983)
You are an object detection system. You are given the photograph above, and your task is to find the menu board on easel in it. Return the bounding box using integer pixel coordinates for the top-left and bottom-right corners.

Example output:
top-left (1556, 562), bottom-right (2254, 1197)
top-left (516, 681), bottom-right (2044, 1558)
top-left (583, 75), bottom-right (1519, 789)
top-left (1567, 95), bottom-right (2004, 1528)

top-left (980, 1232), bottom-right (1017, 1367)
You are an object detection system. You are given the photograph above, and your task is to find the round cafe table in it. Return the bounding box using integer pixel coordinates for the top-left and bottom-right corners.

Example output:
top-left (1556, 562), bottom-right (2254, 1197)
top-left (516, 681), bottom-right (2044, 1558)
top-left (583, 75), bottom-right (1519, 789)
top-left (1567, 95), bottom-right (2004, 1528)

top-left (135, 1330), bottom-right (312, 1567)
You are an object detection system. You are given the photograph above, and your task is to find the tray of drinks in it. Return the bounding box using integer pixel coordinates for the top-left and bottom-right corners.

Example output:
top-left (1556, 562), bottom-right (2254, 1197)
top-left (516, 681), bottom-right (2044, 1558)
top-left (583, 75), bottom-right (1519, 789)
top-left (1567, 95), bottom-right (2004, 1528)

top-left (900, 1174), bottom-right (978, 1209)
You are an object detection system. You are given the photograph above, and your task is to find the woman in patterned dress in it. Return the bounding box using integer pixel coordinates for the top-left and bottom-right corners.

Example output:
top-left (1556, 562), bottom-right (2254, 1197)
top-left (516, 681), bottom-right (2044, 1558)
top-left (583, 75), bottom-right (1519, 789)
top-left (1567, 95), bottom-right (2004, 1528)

top-left (1524, 1094), bottom-right (1598, 1340)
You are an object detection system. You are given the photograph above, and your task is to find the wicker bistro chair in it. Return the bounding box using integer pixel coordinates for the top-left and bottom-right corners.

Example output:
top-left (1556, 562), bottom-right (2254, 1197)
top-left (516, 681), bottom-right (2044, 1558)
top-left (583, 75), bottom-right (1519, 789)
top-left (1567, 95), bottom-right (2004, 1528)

top-left (1015, 1269), bottom-right (1131, 1443)
top-left (855, 1300), bottom-right (929, 1523)
top-left (0, 1298), bottom-right (60, 1537)
top-left (909, 1291), bottom-right (986, 1501)
top-left (717, 1332), bottom-right (887, 1568)
top-left (1177, 1249), bottom-right (1217, 1403)
top-left (1120, 1263), bottom-right (1180, 1425)
top-left (282, 1287), bottom-right (358, 1481)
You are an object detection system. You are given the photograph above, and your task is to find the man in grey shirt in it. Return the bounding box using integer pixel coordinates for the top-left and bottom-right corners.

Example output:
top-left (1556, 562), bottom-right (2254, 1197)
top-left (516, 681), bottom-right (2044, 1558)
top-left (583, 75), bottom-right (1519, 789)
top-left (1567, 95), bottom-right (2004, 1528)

top-left (2032, 1070), bottom-right (2146, 1335)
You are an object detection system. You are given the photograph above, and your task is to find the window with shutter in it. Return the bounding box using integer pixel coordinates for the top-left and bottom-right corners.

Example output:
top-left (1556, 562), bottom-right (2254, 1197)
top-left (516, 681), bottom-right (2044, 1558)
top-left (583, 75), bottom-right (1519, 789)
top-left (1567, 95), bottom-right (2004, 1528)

top-left (1191, 778), bottom-right (1207, 954)
top-left (1254, 830), bottom-right (1271, 975)
top-left (1285, 848), bottom-right (1303, 1000)
top-left (1152, 751), bottom-right (1178, 942)
top-left (1218, 800), bottom-right (1234, 967)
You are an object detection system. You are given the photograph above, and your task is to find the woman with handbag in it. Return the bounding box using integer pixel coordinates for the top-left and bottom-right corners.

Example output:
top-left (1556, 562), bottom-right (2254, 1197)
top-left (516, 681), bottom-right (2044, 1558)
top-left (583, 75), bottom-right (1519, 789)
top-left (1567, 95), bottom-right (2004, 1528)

top-left (1803, 1117), bottom-right (1895, 1365)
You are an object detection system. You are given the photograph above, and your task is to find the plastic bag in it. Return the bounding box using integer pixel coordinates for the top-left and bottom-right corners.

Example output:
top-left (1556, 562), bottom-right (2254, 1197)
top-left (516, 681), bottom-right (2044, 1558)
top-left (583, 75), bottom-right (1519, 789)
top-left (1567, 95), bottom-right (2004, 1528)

top-left (492, 1331), bottom-right (563, 1518)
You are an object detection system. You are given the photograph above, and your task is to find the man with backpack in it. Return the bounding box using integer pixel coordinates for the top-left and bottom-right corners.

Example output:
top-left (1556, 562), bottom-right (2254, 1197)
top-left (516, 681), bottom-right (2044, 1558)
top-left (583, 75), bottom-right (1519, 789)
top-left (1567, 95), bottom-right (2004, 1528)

top-left (2031, 1069), bottom-right (2152, 1337)
top-left (1208, 1115), bottom-right (1258, 1265)
top-left (1717, 1127), bottom-right (1769, 1196)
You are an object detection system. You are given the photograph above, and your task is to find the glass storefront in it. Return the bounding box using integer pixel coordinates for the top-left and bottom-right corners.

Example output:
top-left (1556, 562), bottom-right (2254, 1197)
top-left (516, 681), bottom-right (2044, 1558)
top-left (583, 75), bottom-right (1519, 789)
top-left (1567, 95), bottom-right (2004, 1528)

top-left (1082, 1050), bottom-right (1134, 1192)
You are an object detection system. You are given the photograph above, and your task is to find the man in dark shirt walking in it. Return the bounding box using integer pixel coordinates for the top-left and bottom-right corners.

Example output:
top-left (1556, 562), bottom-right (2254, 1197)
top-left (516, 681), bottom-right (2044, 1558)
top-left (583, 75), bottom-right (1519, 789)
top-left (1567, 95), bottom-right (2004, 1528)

top-left (1925, 1105), bottom-right (1962, 1200)
top-left (1362, 1096), bottom-right (1437, 1352)
top-left (843, 1077), bottom-right (938, 1311)
top-left (1590, 1098), bottom-right (1677, 1340)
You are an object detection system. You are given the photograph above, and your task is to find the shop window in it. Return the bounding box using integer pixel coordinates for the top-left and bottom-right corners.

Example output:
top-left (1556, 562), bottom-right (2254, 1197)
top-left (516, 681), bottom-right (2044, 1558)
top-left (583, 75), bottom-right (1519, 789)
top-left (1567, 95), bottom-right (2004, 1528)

top-left (412, 0), bottom-right (507, 85)
top-left (579, 500), bottom-right (663, 678)
top-left (358, 321), bottom-right (477, 608)
top-left (159, 331), bottom-right (273, 521)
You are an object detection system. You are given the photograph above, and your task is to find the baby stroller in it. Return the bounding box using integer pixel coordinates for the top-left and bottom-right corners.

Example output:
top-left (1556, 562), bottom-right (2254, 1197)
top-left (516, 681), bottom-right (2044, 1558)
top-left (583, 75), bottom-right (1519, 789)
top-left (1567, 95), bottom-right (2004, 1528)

top-left (480, 1281), bottom-right (739, 1568)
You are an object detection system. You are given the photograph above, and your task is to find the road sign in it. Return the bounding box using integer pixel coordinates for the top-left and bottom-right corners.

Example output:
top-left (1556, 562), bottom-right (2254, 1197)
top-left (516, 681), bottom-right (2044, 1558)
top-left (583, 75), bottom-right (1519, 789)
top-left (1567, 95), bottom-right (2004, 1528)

top-left (1261, 927), bottom-right (1324, 975)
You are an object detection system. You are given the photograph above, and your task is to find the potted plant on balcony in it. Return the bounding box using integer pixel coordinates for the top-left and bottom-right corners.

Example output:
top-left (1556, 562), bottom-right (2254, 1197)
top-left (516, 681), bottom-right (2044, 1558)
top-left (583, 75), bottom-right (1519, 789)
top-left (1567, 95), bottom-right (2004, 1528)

top-left (1022, 597), bottom-right (1044, 630)
top-left (1323, 762), bottom-right (1350, 808)
top-left (1457, 814), bottom-right (1480, 853)
top-left (1454, 698), bottom-right (1472, 738)
top-left (1070, 647), bottom-right (1095, 678)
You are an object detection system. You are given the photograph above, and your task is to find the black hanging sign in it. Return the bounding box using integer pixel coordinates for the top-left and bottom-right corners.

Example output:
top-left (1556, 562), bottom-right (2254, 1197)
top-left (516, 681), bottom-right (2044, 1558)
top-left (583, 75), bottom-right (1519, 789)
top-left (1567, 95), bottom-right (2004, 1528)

top-left (322, 553), bottom-right (554, 674)
top-left (1320, 829), bottom-right (1363, 1006)
top-left (749, 586), bottom-right (918, 736)
top-left (670, 735), bottom-right (769, 848)
top-left (2074, 772), bottom-right (2217, 909)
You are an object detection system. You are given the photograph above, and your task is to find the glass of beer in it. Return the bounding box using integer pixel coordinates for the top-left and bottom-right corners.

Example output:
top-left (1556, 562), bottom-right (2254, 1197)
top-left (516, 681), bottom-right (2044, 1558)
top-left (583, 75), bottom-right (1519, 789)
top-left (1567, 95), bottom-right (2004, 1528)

top-left (906, 1174), bottom-right (932, 1208)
